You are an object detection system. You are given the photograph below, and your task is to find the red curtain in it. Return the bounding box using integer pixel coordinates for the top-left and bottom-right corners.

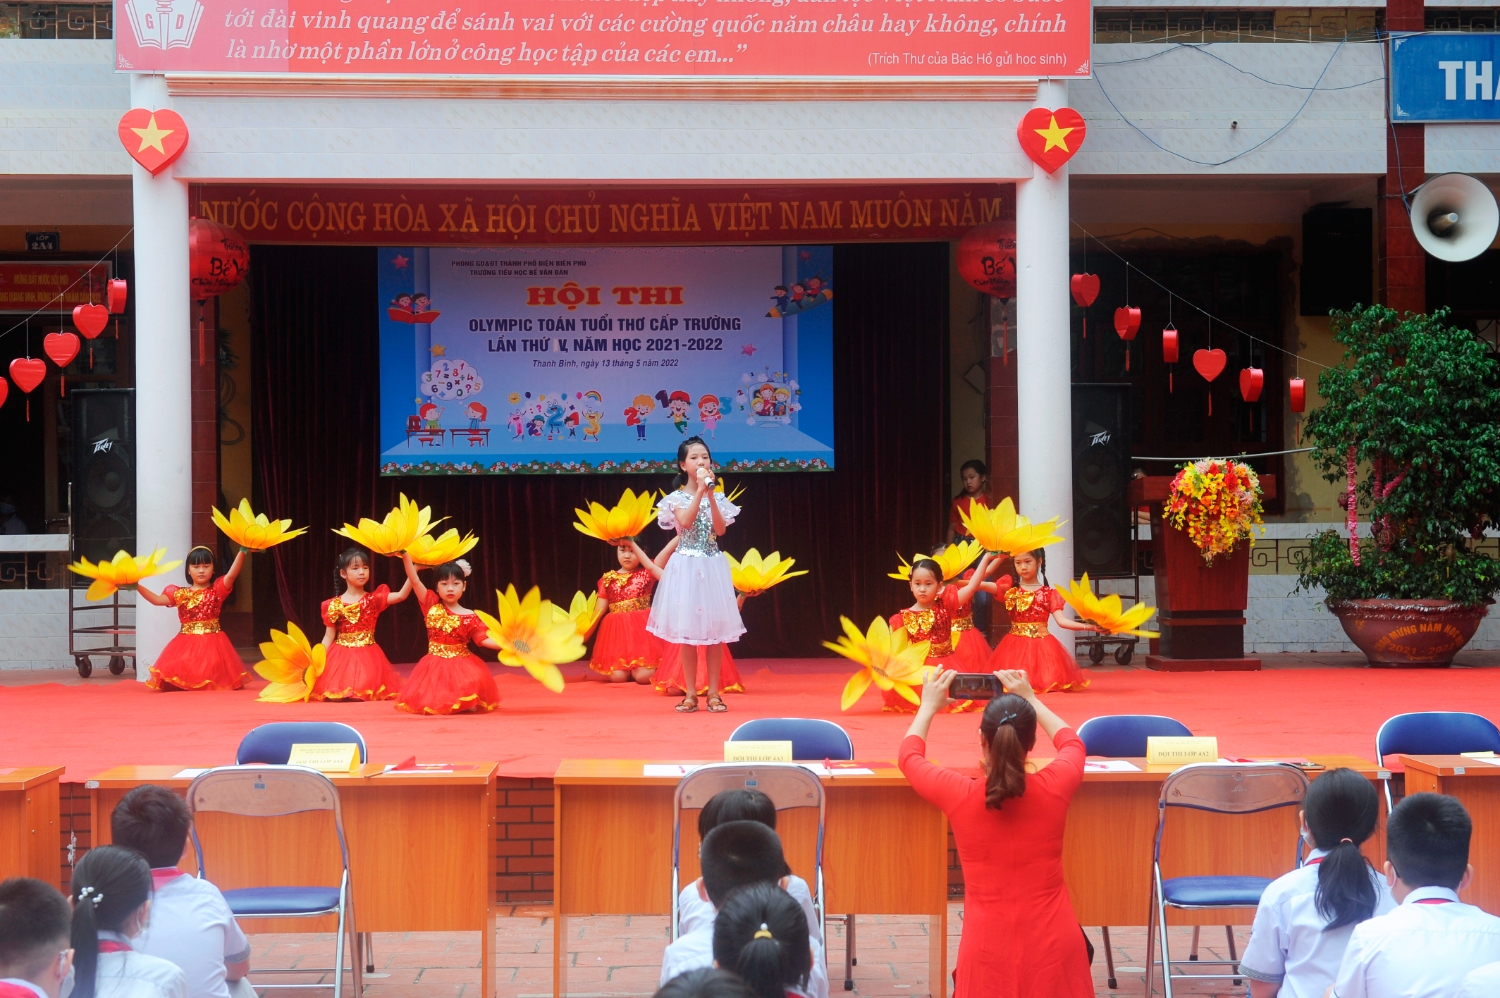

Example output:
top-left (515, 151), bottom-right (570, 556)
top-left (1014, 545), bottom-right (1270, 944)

top-left (250, 243), bottom-right (950, 659)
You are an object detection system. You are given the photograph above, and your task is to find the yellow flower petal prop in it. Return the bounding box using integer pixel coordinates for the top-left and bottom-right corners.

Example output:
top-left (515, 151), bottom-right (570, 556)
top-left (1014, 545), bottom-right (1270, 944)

top-left (822, 615), bottom-right (930, 711)
top-left (572, 488), bottom-right (658, 544)
top-left (68, 548), bottom-right (182, 601)
top-left (888, 540), bottom-right (984, 583)
top-left (715, 479), bottom-right (746, 504)
top-left (332, 493), bottom-right (446, 557)
top-left (727, 548), bottom-right (808, 597)
top-left (211, 499), bottom-right (307, 552)
top-left (959, 497), bottom-right (1067, 557)
top-left (252, 622), bottom-right (327, 703)
top-left (405, 528), bottom-right (480, 567)
top-left (475, 585), bottom-right (586, 694)
top-left (564, 590), bottom-right (602, 637)
top-left (1056, 573), bottom-right (1161, 638)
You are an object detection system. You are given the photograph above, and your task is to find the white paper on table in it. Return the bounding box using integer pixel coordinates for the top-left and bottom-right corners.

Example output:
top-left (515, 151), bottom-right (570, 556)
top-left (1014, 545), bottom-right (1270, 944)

top-left (799, 764), bottom-right (876, 777)
top-left (172, 768), bottom-right (211, 779)
top-left (1464, 756), bottom-right (1500, 766)
top-left (1084, 760), bottom-right (1142, 773)
top-left (643, 764), bottom-right (701, 777)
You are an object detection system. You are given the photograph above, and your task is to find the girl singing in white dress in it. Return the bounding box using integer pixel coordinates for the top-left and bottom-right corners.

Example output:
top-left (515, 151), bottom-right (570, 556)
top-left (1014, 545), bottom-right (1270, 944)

top-left (648, 436), bottom-right (745, 713)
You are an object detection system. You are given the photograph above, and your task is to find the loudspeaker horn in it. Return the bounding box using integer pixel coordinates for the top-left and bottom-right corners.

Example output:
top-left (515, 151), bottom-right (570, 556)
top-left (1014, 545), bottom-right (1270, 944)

top-left (1410, 173), bottom-right (1499, 262)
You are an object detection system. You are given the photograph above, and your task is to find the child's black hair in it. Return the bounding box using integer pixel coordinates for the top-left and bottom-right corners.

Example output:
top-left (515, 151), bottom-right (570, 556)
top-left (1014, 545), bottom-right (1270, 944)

top-left (672, 436), bottom-right (713, 490)
top-left (70, 845), bottom-right (152, 998)
top-left (955, 460), bottom-right (989, 499)
top-left (1387, 792), bottom-right (1472, 889)
top-left (910, 558), bottom-right (944, 585)
top-left (0, 877), bottom-right (72, 980)
top-left (711, 883), bottom-right (811, 998)
top-left (699, 789), bottom-right (778, 838)
top-left (700, 820), bottom-right (786, 908)
top-left (432, 560), bottom-right (472, 584)
top-left (652, 968), bottom-right (757, 998)
top-left (1304, 768), bottom-right (1381, 930)
top-left (336, 547), bottom-right (372, 595)
top-left (110, 784), bottom-right (191, 869)
top-left (183, 545), bottom-right (216, 583)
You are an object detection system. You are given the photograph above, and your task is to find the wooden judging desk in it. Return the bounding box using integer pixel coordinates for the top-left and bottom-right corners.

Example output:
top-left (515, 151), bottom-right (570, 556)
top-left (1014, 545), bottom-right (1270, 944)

top-left (1401, 755), bottom-right (1500, 913)
top-left (86, 763), bottom-right (498, 996)
top-left (0, 766), bottom-right (64, 888)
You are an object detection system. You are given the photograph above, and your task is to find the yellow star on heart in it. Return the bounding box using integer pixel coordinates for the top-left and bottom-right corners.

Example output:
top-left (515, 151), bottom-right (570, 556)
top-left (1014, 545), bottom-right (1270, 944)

top-left (1034, 115), bottom-right (1074, 154)
top-left (131, 114), bottom-right (174, 155)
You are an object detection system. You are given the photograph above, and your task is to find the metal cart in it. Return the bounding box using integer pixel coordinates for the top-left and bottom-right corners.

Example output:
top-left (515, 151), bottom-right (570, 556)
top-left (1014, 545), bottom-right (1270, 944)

top-left (1075, 509), bottom-right (1152, 667)
top-left (68, 585), bottom-right (136, 677)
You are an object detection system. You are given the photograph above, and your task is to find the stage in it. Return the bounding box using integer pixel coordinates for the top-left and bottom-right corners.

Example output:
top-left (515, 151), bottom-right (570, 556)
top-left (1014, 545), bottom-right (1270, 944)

top-left (6, 655), bottom-right (1500, 781)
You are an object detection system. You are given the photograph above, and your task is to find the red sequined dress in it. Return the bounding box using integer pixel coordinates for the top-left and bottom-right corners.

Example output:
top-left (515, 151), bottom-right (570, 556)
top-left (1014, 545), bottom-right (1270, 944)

top-left (987, 584), bottom-right (1089, 692)
top-left (949, 576), bottom-right (1002, 672)
top-left (882, 586), bottom-right (976, 713)
top-left (146, 579), bottom-right (247, 691)
top-left (312, 585), bottom-right (402, 701)
top-left (589, 569), bottom-right (665, 676)
top-left (394, 591), bottom-right (498, 715)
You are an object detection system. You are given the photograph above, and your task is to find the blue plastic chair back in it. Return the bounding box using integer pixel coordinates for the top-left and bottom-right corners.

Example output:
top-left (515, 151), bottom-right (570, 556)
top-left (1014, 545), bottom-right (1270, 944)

top-left (236, 722), bottom-right (368, 765)
top-left (1077, 715), bottom-right (1192, 757)
top-left (1375, 711), bottom-right (1500, 763)
top-left (729, 718), bottom-right (854, 761)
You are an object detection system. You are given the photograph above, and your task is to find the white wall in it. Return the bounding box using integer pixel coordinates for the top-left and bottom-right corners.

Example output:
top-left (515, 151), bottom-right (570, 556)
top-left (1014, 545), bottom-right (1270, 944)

top-left (0, 40), bottom-right (131, 176)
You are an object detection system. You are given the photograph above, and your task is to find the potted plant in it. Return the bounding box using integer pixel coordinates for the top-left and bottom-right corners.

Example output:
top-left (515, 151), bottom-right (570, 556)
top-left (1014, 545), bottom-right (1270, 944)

top-left (1297, 305), bottom-right (1500, 666)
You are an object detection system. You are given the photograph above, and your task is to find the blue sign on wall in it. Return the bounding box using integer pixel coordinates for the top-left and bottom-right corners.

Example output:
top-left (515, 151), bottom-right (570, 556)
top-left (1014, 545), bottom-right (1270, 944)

top-left (1392, 33), bottom-right (1500, 122)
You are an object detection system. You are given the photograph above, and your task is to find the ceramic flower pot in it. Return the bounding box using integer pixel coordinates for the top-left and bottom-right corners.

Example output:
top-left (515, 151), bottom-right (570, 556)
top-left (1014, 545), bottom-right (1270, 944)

top-left (1326, 598), bottom-right (1491, 667)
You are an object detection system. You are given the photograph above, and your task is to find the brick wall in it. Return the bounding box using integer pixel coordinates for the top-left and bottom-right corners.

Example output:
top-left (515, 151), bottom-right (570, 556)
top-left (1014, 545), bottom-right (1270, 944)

top-left (59, 781), bottom-right (91, 893)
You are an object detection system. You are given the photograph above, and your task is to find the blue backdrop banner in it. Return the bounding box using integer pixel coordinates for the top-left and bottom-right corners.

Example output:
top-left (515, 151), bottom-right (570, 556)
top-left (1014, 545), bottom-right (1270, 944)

top-left (1391, 33), bottom-right (1500, 122)
top-left (378, 245), bottom-right (835, 474)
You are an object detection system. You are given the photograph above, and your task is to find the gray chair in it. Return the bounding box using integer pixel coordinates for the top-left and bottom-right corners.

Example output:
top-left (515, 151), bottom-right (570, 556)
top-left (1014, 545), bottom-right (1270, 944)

top-left (187, 765), bottom-right (362, 998)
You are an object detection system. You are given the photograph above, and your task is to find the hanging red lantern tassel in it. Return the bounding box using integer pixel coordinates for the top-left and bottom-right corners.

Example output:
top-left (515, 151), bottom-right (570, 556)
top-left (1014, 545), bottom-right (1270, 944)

top-left (1162, 324), bottom-right (1179, 392)
top-left (1071, 273), bottom-right (1099, 339)
top-left (43, 332), bottom-right (80, 396)
top-left (10, 358), bottom-right (45, 421)
top-left (1114, 306), bottom-right (1140, 371)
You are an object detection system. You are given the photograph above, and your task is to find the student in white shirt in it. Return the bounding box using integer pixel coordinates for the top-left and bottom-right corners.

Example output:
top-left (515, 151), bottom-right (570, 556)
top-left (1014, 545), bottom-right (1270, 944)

top-left (0, 877), bottom-right (75, 998)
top-left (1457, 961), bottom-right (1500, 998)
top-left (1331, 792), bottom-right (1500, 998)
top-left (69, 846), bottom-right (189, 998)
top-left (1239, 768), bottom-right (1395, 998)
top-left (111, 786), bottom-right (252, 998)
top-left (712, 883), bottom-right (816, 998)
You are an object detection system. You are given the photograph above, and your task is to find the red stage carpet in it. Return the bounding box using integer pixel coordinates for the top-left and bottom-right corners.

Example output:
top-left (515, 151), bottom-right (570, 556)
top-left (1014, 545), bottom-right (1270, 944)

top-left (4, 659), bottom-right (1498, 780)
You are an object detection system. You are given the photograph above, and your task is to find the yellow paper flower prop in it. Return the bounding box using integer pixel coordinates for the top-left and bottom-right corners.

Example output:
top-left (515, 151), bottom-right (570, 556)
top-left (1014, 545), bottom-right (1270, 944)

top-left (1056, 573), bottom-right (1161, 638)
top-left (572, 488), bottom-right (658, 544)
top-left (727, 549), bottom-right (808, 597)
top-left (405, 528), bottom-right (480, 567)
top-left (252, 622), bottom-right (327, 703)
top-left (333, 493), bottom-right (445, 556)
top-left (475, 585), bottom-right (586, 694)
top-left (563, 590), bottom-right (602, 637)
top-left (68, 548), bottom-right (182, 601)
top-left (888, 540), bottom-right (984, 583)
top-left (715, 479), bottom-right (747, 504)
top-left (958, 497), bottom-right (1067, 556)
top-left (822, 615), bottom-right (931, 711)
top-left (211, 499), bottom-right (307, 552)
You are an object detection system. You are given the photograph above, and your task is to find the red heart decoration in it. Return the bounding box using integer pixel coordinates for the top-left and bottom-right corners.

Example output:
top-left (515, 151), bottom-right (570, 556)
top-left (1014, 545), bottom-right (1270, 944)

top-left (1289, 377), bottom-right (1306, 413)
top-left (1238, 367), bottom-right (1265, 403)
top-left (1017, 107), bottom-right (1088, 174)
top-left (74, 303), bottom-right (109, 339)
top-left (0, 377), bottom-right (7, 409)
top-left (10, 358), bottom-right (46, 394)
top-left (1193, 348), bottom-right (1227, 383)
top-left (1113, 307), bottom-right (1141, 340)
top-left (107, 278), bottom-right (128, 315)
top-left (1161, 325), bottom-right (1179, 363)
top-left (117, 108), bottom-right (189, 176)
top-left (44, 332), bottom-right (80, 370)
top-left (1070, 273), bottom-right (1100, 307)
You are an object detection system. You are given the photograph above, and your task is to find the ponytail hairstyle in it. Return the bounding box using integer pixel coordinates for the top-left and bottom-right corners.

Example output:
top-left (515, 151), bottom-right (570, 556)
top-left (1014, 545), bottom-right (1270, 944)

top-left (432, 559), bottom-right (472, 584)
top-left (1028, 548), bottom-right (1049, 587)
top-left (1306, 767), bottom-right (1381, 930)
top-left (980, 693), bottom-right (1038, 810)
top-left (335, 547), bottom-right (371, 595)
top-left (70, 845), bottom-right (152, 998)
top-left (671, 436), bottom-right (713, 490)
top-left (711, 883), bottom-right (811, 998)
top-left (910, 558), bottom-right (944, 585)
top-left (183, 545), bottom-right (215, 583)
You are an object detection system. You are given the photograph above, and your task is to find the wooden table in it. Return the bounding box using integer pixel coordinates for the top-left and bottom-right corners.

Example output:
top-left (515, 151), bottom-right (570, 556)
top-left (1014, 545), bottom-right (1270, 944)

top-left (1400, 754), bottom-right (1500, 913)
top-left (86, 763), bottom-right (498, 996)
top-left (0, 766), bottom-right (64, 888)
top-left (553, 760), bottom-right (950, 998)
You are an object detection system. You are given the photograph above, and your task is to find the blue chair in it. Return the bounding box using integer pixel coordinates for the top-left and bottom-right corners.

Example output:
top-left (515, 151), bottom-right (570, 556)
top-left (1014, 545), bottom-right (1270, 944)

top-left (728, 718), bottom-right (856, 990)
top-left (187, 766), bottom-right (362, 998)
top-left (1146, 762), bottom-right (1309, 998)
top-left (1074, 714), bottom-right (1192, 986)
top-left (1375, 711), bottom-right (1500, 811)
top-left (237, 722), bottom-right (368, 765)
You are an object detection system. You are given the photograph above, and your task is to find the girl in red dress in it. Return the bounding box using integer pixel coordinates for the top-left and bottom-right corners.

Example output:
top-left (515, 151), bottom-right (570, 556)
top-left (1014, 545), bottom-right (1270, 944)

top-left (312, 546), bottom-right (412, 701)
top-left (899, 668), bottom-right (1093, 998)
top-left (394, 554), bottom-right (503, 715)
top-left (950, 563), bottom-right (1007, 671)
top-left (881, 554), bottom-right (1001, 712)
top-left (585, 536), bottom-right (677, 684)
top-left (986, 548), bottom-right (1099, 693)
top-left (139, 547), bottom-right (247, 691)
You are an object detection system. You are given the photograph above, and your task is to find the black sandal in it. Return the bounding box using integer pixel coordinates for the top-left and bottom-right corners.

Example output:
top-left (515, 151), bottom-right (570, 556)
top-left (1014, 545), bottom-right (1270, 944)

top-left (706, 694), bottom-right (728, 713)
top-left (676, 696), bottom-right (699, 713)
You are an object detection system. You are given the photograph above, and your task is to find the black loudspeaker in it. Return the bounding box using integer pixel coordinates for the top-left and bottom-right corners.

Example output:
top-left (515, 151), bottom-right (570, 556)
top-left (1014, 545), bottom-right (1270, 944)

top-left (70, 389), bottom-right (135, 565)
top-left (1072, 383), bottom-right (1133, 578)
top-left (1301, 208), bottom-right (1373, 316)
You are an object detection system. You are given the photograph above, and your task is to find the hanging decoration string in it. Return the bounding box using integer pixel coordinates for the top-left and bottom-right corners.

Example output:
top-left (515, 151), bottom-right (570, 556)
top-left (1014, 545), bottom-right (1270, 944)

top-left (0, 228), bottom-right (134, 345)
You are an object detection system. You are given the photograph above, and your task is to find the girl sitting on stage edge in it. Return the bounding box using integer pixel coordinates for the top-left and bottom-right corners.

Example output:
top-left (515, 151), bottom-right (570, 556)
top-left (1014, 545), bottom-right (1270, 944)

top-left (140, 546), bottom-right (247, 692)
top-left (312, 546), bottom-right (411, 701)
top-left (584, 535), bottom-right (677, 684)
top-left (395, 553), bottom-right (504, 716)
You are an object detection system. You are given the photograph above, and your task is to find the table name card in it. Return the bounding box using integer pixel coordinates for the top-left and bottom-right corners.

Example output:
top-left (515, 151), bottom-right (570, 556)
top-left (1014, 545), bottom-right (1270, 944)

top-left (287, 743), bottom-right (361, 773)
top-left (724, 741), bottom-right (793, 763)
top-left (1146, 736), bottom-right (1219, 765)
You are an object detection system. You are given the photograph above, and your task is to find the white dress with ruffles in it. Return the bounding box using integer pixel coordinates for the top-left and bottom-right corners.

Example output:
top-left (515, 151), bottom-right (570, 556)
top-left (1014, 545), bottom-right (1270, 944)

top-left (646, 489), bottom-right (745, 646)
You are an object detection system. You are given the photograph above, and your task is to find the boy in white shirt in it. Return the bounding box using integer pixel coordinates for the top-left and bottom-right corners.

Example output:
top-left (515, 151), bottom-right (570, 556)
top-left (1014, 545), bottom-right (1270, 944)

top-left (110, 786), bottom-right (252, 998)
top-left (0, 878), bottom-right (74, 998)
top-left (1331, 792), bottom-right (1500, 998)
top-left (1457, 961), bottom-right (1500, 998)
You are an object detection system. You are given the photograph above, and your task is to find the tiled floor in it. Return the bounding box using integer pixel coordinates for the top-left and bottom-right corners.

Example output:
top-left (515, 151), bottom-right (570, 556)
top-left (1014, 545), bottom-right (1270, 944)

top-left (245, 909), bottom-right (1255, 997)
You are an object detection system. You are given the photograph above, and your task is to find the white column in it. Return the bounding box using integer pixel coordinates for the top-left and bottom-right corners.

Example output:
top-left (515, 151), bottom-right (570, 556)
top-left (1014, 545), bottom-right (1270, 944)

top-left (130, 73), bottom-right (193, 679)
top-left (1015, 79), bottom-right (1075, 654)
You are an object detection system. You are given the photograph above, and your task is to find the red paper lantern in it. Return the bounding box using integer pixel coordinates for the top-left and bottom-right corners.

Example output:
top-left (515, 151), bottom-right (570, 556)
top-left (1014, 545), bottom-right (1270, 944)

top-left (1114, 307), bottom-right (1141, 370)
top-left (73, 303), bottom-right (108, 339)
top-left (1289, 377), bottom-right (1306, 413)
top-left (1161, 324), bottom-right (1179, 363)
top-left (1239, 367), bottom-right (1265, 403)
top-left (955, 220), bottom-right (1016, 299)
top-left (9, 357), bottom-right (45, 421)
top-left (189, 217), bottom-right (250, 300)
top-left (1070, 273), bottom-right (1100, 307)
top-left (107, 278), bottom-right (128, 314)
top-left (43, 332), bottom-right (80, 396)
top-left (0, 377), bottom-right (7, 410)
